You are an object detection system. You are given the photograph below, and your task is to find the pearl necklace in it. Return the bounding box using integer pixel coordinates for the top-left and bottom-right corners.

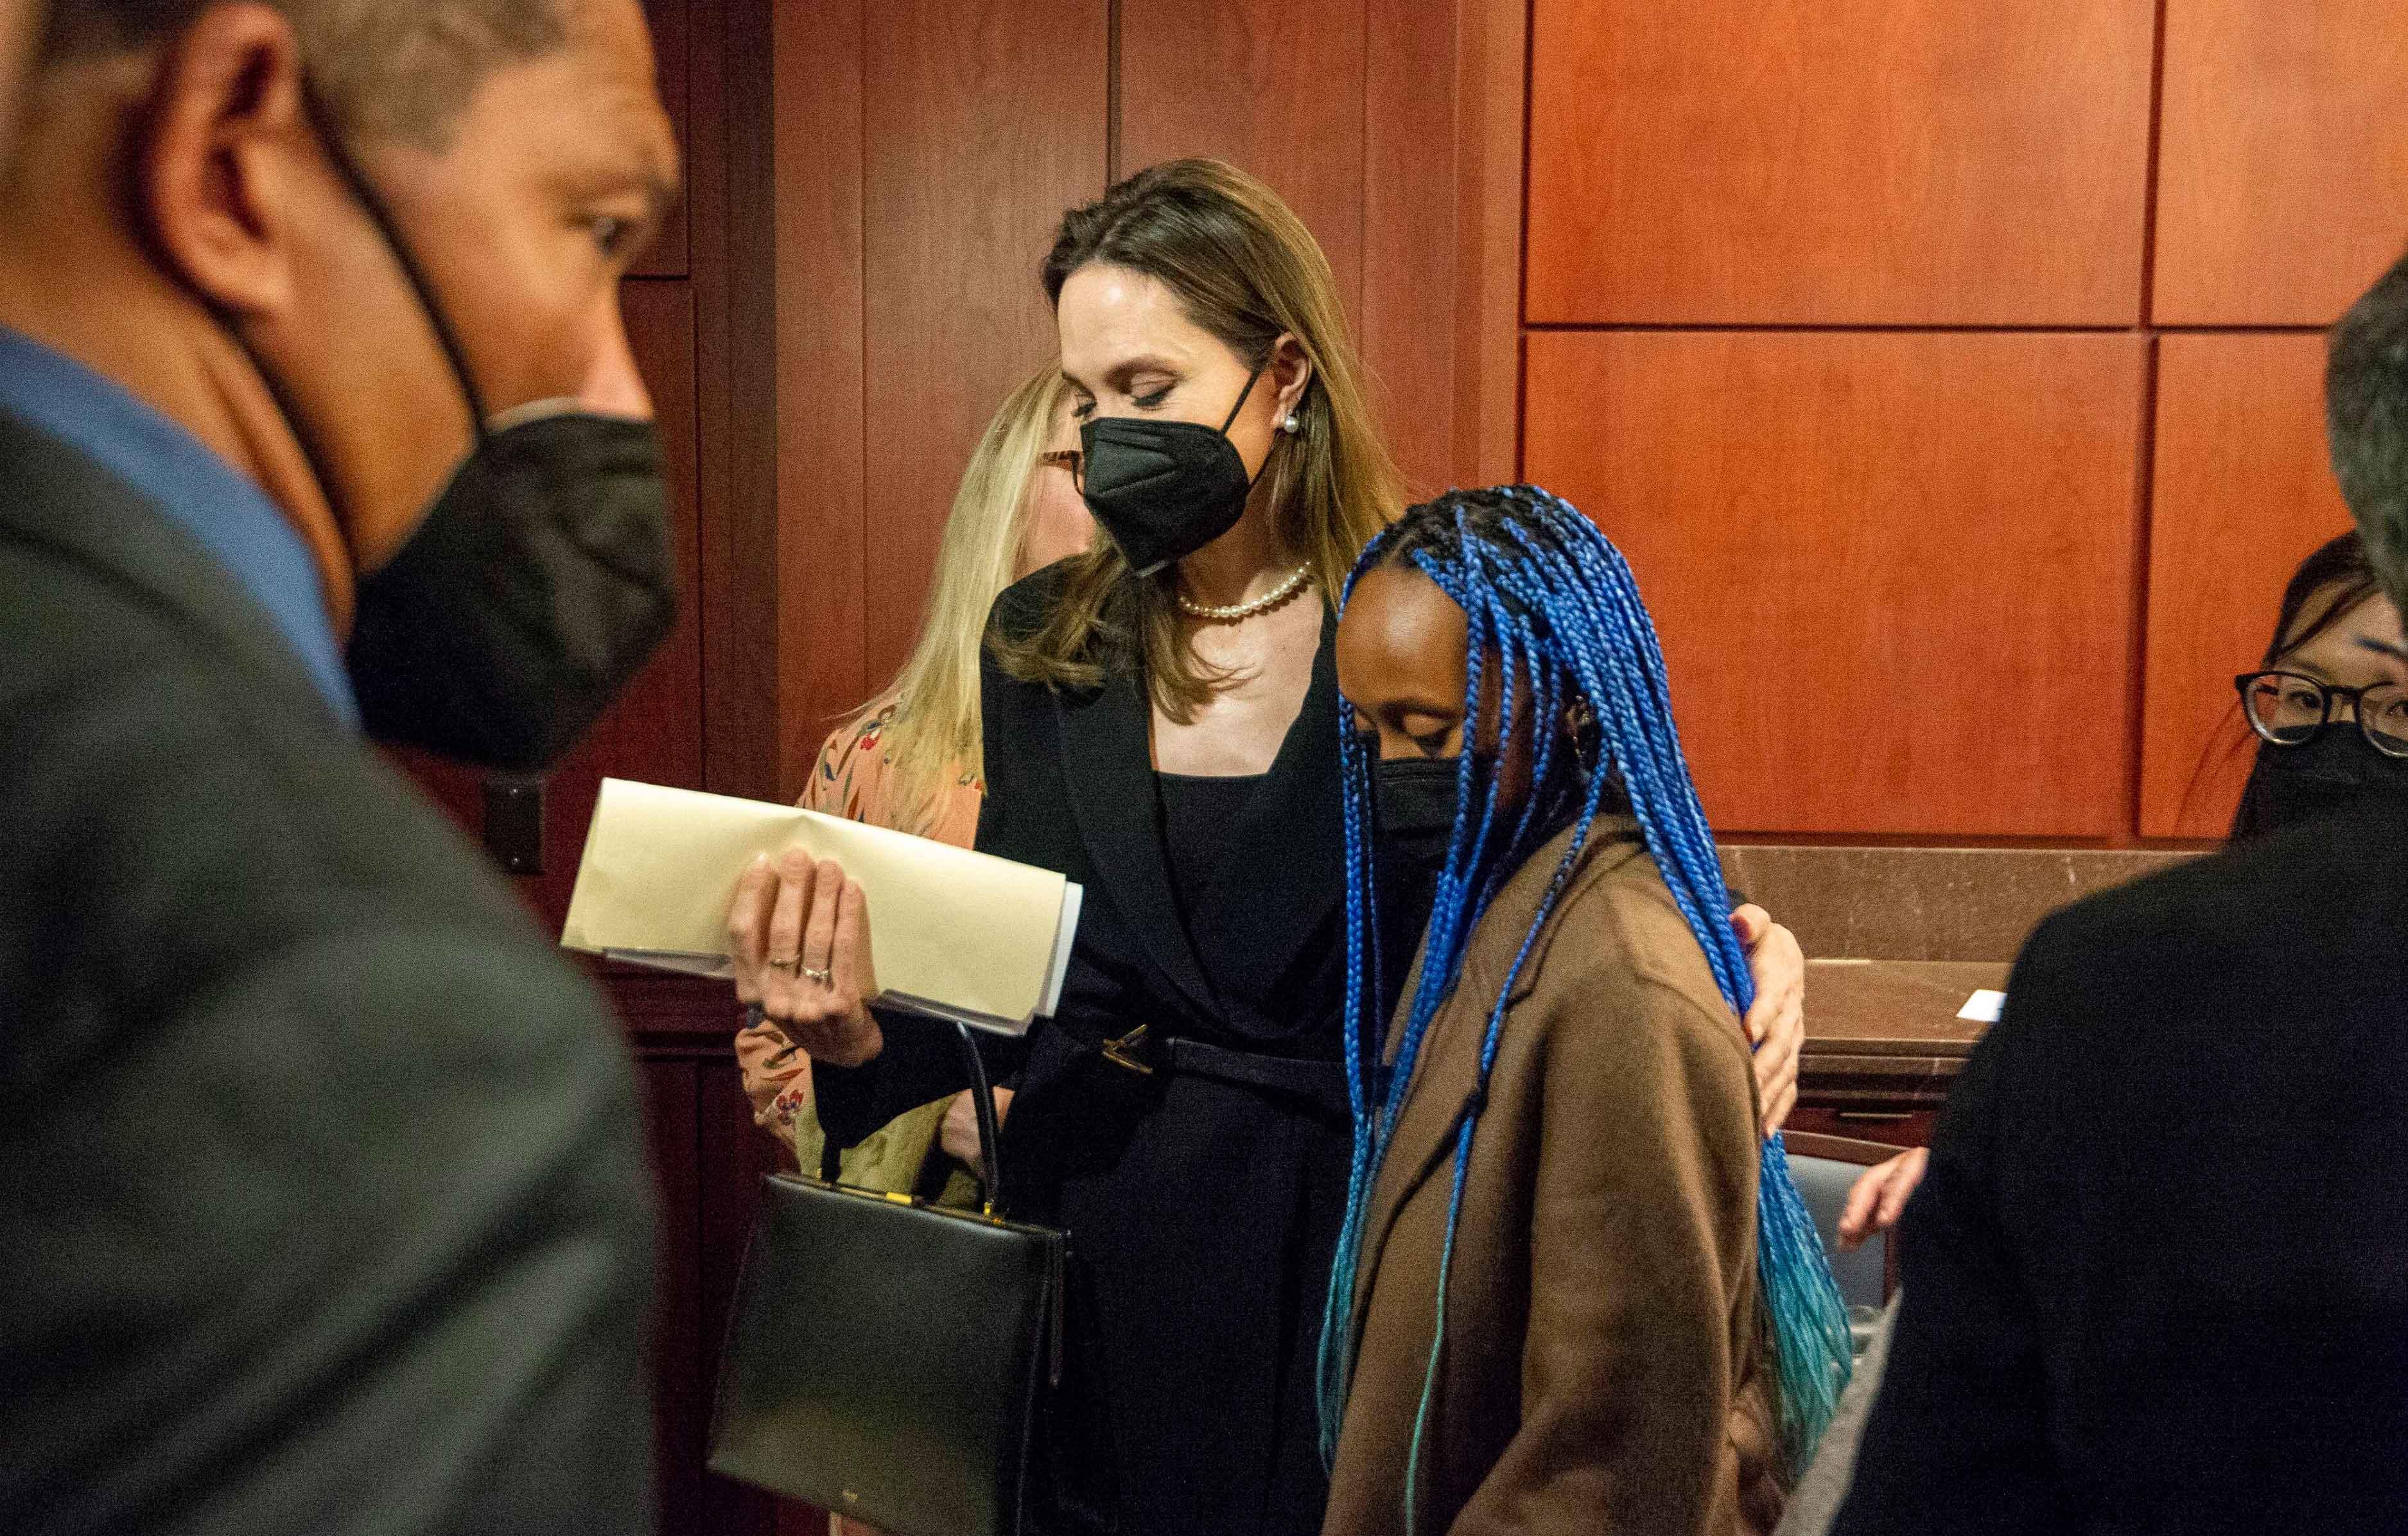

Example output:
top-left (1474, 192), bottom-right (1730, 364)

top-left (1174, 563), bottom-right (1314, 622)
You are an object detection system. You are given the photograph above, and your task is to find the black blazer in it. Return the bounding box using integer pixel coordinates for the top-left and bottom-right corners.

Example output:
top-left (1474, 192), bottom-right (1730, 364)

top-left (1833, 792), bottom-right (2408, 1535)
top-left (814, 560), bottom-right (1354, 1536)
top-left (0, 410), bottom-right (657, 1534)
top-left (814, 560), bottom-right (1349, 1130)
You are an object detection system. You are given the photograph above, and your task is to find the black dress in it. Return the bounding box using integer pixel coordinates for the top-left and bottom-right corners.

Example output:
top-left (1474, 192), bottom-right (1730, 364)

top-left (813, 563), bottom-right (1354, 1536)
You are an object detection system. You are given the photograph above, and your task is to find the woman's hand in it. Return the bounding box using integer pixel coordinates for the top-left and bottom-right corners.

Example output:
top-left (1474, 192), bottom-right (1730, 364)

top-left (940, 1086), bottom-right (1016, 1176)
top-left (1732, 903), bottom-right (1804, 1137)
top-left (1837, 1148), bottom-right (1928, 1250)
top-left (726, 850), bottom-right (884, 1069)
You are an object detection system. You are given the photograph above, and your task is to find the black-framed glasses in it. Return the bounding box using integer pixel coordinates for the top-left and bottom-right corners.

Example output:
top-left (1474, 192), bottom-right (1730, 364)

top-left (2235, 670), bottom-right (2408, 758)
top-left (1039, 448), bottom-right (1083, 490)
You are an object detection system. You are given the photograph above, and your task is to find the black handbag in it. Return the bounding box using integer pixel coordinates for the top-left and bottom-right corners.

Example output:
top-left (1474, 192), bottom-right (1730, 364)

top-left (708, 1020), bottom-right (1065, 1535)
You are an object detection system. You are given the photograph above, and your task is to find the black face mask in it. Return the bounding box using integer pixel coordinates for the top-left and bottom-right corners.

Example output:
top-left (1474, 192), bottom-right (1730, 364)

top-left (1079, 367), bottom-right (1267, 577)
top-left (1368, 755), bottom-right (1464, 992)
top-left (1372, 755), bottom-right (1461, 878)
top-left (2234, 726), bottom-right (2408, 841)
top-left (347, 414), bottom-right (676, 771)
top-left (304, 92), bottom-right (677, 771)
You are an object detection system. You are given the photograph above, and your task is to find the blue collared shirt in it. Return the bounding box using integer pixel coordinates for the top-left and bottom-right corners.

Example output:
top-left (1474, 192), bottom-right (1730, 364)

top-left (0, 326), bottom-right (359, 727)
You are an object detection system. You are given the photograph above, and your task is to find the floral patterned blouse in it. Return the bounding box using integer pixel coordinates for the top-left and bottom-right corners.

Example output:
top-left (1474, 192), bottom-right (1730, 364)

top-left (801, 694), bottom-right (984, 844)
top-left (732, 695), bottom-right (986, 1164)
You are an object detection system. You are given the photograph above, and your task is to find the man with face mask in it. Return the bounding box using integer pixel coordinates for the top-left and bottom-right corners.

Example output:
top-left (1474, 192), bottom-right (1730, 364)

top-left (1832, 248), bottom-right (2408, 1534)
top-left (0, 3), bottom-right (677, 1531)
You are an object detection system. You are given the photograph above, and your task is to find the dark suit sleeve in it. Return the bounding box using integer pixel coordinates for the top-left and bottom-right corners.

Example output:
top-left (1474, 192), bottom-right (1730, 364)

top-left (0, 656), bottom-right (656, 1534)
top-left (811, 1011), bottom-right (980, 1147)
top-left (1830, 918), bottom-right (2074, 1535)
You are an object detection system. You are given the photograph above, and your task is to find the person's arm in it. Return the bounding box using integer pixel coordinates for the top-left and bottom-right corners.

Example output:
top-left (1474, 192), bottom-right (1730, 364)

top-left (1455, 976), bottom-right (1762, 1535)
top-left (1732, 904), bottom-right (1804, 1135)
top-left (1829, 924), bottom-right (2069, 1535)
top-left (1837, 1148), bottom-right (1928, 1250)
top-left (729, 715), bottom-right (884, 1150)
top-left (800, 649), bottom-right (1041, 1148)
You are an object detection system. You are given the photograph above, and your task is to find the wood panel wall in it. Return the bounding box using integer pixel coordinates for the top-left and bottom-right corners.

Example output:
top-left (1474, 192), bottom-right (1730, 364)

top-left (2141, 335), bottom-right (2355, 836)
top-left (1526, 0), bottom-right (2158, 326)
top-left (2155, 0), bottom-right (2408, 326)
top-left (1526, 330), bottom-right (2147, 837)
top-left (1522, 0), bottom-right (2408, 841)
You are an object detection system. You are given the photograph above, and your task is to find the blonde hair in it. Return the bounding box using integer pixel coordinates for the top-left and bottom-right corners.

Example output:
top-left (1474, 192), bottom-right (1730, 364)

top-left (857, 364), bottom-right (1074, 817)
top-left (993, 158), bottom-right (1406, 716)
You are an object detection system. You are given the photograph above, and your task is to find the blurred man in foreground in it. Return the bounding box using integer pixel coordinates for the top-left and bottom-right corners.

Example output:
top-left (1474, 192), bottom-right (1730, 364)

top-left (0, 3), bottom-right (680, 1530)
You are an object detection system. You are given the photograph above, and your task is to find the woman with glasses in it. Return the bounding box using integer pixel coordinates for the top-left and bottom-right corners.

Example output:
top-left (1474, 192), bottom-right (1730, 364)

top-left (1797, 532), bottom-right (2408, 1535)
top-left (1835, 531), bottom-right (2406, 1253)
top-left (733, 365), bottom-right (1088, 1193)
top-left (2230, 530), bottom-right (2408, 837)
top-left (728, 367), bottom-right (1092, 1536)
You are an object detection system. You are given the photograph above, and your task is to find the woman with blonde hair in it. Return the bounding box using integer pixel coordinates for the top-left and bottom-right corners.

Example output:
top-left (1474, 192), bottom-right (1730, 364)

top-left (727, 161), bottom-right (1807, 1535)
top-left (732, 362), bottom-right (1087, 1200)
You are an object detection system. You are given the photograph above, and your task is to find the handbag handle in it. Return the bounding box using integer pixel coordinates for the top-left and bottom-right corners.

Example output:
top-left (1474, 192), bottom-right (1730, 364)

top-left (805, 1017), bottom-right (1008, 1216)
top-left (954, 1021), bottom-right (1007, 1217)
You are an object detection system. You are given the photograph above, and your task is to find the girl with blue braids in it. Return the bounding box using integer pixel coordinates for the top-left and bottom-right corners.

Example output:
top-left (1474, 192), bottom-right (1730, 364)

top-left (1316, 487), bottom-right (1853, 1536)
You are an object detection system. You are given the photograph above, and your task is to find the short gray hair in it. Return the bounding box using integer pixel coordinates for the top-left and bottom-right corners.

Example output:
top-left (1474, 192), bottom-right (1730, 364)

top-left (41, 0), bottom-right (570, 148)
top-left (2328, 247), bottom-right (2408, 622)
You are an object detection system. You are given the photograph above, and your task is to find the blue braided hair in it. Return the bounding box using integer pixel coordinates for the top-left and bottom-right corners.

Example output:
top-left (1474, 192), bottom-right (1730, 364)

top-left (1314, 487), bottom-right (1852, 1511)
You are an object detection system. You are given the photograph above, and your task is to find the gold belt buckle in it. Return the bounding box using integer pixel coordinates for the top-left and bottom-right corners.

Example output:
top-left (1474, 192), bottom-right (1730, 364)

top-left (1101, 1023), bottom-right (1156, 1075)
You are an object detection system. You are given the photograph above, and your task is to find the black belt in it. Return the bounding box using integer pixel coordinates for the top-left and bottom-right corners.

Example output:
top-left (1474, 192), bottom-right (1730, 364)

top-left (1099, 1024), bottom-right (1350, 1120)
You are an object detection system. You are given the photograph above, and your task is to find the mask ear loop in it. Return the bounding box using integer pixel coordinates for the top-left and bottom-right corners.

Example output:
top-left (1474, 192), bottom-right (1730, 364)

top-left (299, 84), bottom-right (491, 440)
top-left (1218, 363), bottom-right (1266, 435)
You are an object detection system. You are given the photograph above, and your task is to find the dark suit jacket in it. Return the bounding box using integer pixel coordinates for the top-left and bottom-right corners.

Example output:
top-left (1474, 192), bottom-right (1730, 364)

top-left (1833, 792), bottom-right (2408, 1535)
top-left (0, 410), bottom-right (658, 1533)
top-left (815, 561), bottom-right (1353, 1536)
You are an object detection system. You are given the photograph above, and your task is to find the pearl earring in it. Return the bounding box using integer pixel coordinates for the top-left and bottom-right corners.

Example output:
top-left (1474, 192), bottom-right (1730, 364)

top-left (1281, 412), bottom-right (1301, 434)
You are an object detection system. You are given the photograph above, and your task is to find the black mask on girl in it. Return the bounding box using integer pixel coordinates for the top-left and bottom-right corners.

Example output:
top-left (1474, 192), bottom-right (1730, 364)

top-left (2233, 726), bottom-right (2408, 840)
top-left (1372, 756), bottom-right (1461, 877)
top-left (1078, 367), bottom-right (1267, 577)
top-left (297, 91), bottom-right (677, 771)
top-left (1368, 755), bottom-right (1464, 1000)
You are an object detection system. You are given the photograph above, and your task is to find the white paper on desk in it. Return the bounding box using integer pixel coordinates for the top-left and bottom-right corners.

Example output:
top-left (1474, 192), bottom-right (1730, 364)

top-left (561, 778), bottom-right (1081, 1036)
top-left (1957, 988), bottom-right (2007, 1024)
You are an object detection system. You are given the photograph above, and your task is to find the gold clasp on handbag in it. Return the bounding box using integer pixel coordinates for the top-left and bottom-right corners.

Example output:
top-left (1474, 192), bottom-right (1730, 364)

top-left (1101, 1023), bottom-right (1155, 1075)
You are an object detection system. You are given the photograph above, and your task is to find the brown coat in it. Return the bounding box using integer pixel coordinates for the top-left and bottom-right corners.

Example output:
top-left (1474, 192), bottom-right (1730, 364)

top-left (1322, 816), bottom-right (1785, 1536)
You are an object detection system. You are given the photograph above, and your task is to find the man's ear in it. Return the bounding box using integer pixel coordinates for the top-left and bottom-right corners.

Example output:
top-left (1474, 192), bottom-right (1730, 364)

top-left (139, 3), bottom-right (311, 320)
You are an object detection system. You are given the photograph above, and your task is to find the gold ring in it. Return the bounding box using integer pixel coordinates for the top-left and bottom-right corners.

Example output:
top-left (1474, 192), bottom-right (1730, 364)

top-left (767, 956), bottom-right (801, 973)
